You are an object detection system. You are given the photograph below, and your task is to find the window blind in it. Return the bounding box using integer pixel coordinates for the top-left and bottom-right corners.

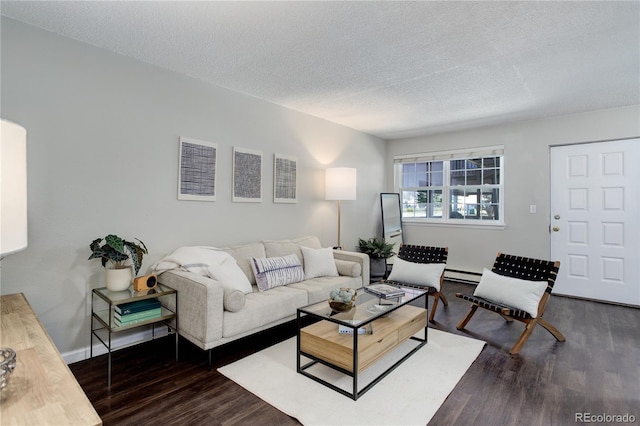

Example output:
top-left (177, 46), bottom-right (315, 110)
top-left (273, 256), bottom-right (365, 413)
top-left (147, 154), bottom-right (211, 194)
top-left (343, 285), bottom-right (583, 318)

top-left (393, 145), bottom-right (504, 164)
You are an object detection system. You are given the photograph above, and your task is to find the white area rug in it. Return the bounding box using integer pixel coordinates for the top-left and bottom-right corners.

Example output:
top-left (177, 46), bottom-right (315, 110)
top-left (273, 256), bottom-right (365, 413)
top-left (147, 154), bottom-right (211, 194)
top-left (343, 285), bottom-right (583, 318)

top-left (218, 328), bottom-right (485, 425)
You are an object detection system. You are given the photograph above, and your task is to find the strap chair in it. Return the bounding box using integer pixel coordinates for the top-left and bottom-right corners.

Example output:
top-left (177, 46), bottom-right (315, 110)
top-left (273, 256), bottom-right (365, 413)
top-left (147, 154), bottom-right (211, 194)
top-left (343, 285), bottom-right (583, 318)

top-left (455, 252), bottom-right (566, 355)
top-left (384, 244), bottom-right (448, 322)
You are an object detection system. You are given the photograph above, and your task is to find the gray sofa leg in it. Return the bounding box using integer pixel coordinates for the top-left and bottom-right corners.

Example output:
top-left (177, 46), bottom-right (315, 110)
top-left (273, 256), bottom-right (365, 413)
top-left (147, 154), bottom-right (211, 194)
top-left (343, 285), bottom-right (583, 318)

top-left (208, 349), bottom-right (213, 370)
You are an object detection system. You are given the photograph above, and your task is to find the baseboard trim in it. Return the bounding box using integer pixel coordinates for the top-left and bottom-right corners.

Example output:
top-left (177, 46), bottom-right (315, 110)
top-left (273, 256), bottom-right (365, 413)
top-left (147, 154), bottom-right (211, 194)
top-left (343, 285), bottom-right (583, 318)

top-left (444, 268), bottom-right (481, 285)
top-left (62, 327), bottom-right (168, 364)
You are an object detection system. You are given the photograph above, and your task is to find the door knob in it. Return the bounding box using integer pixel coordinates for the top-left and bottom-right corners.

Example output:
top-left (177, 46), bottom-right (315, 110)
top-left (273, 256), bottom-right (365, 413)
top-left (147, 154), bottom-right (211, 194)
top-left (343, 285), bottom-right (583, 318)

top-left (552, 226), bottom-right (560, 232)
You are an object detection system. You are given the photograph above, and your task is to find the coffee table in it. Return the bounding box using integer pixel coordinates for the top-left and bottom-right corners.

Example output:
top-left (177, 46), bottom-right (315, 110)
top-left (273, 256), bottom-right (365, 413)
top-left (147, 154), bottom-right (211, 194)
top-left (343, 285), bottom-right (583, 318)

top-left (296, 285), bottom-right (427, 400)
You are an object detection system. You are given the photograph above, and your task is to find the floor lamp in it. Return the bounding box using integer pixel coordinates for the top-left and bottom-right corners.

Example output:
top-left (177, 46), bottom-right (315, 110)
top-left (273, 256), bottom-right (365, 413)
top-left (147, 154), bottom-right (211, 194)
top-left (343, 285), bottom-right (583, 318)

top-left (325, 167), bottom-right (356, 250)
top-left (1, 119), bottom-right (28, 258)
top-left (0, 119), bottom-right (28, 388)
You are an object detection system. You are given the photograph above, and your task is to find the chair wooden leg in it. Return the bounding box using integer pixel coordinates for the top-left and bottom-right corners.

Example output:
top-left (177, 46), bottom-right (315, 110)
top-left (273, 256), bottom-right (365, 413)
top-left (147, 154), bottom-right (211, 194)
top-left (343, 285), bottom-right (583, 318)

top-left (456, 305), bottom-right (478, 330)
top-left (509, 319), bottom-right (538, 355)
top-left (439, 292), bottom-right (449, 306)
top-left (429, 294), bottom-right (439, 322)
top-left (537, 318), bottom-right (566, 342)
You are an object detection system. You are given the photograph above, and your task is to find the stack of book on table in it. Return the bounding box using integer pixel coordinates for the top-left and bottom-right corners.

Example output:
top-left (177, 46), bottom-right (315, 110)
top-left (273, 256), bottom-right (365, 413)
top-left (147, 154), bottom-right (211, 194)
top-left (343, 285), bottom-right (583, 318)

top-left (364, 283), bottom-right (405, 299)
top-left (114, 298), bottom-right (161, 326)
top-left (338, 320), bottom-right (373, 335)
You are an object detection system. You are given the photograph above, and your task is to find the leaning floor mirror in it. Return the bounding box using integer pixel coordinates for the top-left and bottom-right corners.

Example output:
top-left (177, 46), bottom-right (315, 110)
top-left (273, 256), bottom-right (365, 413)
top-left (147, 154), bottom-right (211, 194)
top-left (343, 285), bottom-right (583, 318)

top-left (380, 193), bottom-right (403, 264)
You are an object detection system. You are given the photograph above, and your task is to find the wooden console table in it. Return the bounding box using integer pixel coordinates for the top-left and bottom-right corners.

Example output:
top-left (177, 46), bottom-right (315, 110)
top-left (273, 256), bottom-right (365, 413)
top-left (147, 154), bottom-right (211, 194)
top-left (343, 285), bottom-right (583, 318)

top-left (0, 293), bottom-right (102, 425)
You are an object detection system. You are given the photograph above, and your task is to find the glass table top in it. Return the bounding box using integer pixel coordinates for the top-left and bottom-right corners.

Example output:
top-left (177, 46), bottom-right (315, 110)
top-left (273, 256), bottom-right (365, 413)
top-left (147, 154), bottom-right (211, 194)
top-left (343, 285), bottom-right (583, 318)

top-left (93, 283), bottom-right (175, 304)
top-left (298, 285), bottom-right (426, 326)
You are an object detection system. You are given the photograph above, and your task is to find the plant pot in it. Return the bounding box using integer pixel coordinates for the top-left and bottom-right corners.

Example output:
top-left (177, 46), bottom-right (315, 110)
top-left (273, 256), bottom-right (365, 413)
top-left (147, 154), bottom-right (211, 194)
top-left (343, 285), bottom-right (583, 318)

top-left (105, 267), bottom-right (133, 291)
top-left (370, 258), bottom-right (387, 281)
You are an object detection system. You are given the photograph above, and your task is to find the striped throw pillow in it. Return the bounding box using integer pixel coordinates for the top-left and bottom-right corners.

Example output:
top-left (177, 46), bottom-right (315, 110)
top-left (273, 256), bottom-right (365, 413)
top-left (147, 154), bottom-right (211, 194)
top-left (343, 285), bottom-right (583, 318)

top-left (251, 254), bottom-right (305, 291)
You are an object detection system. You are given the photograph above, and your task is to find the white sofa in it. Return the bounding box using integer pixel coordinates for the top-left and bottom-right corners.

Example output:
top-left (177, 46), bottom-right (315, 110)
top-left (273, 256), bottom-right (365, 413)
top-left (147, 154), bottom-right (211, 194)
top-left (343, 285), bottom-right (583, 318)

top-left (157, 236), bottom-right (369, 366)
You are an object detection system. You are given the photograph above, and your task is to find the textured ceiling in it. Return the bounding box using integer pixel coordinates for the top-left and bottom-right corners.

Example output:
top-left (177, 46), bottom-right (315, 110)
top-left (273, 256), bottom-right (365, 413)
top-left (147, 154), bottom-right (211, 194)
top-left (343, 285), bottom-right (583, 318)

top-left (2, 1), bottom-right (639, 139)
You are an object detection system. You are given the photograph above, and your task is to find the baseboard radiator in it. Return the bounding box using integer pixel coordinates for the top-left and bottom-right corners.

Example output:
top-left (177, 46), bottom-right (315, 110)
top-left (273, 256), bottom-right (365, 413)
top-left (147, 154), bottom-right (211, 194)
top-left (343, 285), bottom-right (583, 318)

top-left (444, 268), bottom-right (482, 285)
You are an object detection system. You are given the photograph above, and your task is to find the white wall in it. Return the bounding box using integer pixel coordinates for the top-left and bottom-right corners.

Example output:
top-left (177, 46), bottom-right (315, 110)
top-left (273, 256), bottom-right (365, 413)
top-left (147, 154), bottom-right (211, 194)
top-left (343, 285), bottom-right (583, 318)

top-left (386, 105), bottom-right (640, 276)
top-left (0, 18), bottom-right (386, 359)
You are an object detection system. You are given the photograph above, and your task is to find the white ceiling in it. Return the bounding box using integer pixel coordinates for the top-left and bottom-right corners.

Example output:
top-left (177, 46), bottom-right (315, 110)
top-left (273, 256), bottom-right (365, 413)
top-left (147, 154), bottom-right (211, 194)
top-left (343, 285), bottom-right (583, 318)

top-left (2, 1), bottom-right (639, 139)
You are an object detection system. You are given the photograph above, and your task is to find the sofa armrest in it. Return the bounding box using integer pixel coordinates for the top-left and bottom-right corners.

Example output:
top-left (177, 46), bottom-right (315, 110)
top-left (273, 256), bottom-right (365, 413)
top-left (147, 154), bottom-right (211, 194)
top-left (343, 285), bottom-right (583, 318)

top-left (333, 250), bottom-right (370, 286)
top-left (158, 270), bottom-right (224, 349)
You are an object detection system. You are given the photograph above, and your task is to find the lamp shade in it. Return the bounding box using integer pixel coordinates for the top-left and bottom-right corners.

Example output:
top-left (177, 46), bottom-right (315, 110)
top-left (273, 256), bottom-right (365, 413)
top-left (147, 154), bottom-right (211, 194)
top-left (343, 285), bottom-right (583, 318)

top-left (325, 167), bottom-right (356, 200)
top-left (1, 119), bottom-right (28, 256)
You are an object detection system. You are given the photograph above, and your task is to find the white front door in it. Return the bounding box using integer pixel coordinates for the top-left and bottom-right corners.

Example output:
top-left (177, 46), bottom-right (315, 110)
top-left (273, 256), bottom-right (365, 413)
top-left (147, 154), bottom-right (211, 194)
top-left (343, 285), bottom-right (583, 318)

top-left (550, 138), bottom-right (640, 306)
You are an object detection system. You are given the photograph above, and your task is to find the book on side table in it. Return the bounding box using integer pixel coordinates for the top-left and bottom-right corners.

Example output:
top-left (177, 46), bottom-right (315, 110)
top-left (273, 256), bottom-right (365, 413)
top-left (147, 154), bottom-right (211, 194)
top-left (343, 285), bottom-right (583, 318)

top-left (115, 297), bottom-right (161, 314)
top-left (114, 307), bottom-right (162, 325)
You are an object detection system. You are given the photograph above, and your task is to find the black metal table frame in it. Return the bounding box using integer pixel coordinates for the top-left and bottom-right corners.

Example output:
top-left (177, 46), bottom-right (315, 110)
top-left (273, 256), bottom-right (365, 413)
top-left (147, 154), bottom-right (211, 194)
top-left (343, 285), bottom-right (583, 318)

top-left (296, 289), bottom-right (428, 400)
top-left (90, 285), bottom-right (179, 388)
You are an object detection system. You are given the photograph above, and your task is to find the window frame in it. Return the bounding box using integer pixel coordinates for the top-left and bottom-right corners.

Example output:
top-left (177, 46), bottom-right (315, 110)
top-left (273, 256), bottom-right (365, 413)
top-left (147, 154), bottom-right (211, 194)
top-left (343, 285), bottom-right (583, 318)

top-left (394, 146), bottom-right (505, 228)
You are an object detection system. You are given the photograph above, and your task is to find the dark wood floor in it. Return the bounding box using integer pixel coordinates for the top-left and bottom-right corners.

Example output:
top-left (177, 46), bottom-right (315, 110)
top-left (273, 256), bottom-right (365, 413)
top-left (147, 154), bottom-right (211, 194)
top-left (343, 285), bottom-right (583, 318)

top-left (69, 281), bottom-right (640, 425)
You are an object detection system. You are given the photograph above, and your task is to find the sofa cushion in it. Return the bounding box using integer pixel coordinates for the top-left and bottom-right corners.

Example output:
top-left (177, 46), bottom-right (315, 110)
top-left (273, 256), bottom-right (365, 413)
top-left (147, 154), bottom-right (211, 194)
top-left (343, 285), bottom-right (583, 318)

top-left (263, 236), bottom-right (322, 268)
top-left (221, 242), bottom-right (266, 284)
top-left (288, 275), bottom-right (362, 305)
top-left (222, 286), bottom-right (308, 337)
top-left (301, 246), bottom-right (338, 279)
top-left (251, 254), bottom-right (305, 291)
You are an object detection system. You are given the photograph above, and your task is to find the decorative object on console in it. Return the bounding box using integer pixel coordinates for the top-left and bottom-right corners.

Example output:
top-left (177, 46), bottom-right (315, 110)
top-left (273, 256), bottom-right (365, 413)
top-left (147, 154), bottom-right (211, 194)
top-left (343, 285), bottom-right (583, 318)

top-left (233, 147), bottom-right (263, 202)
top-left (274, 154), bottom-right (297, 203)
top-left (358, 237), bottom-right (395, 281)
top-left (178, 136), bottom-right (217, 202)
top-left (88, 234), bottom-right (148, 291)
top-left (0, 348), bottom-right (16, 390)
top-left (325, 167), bottom-right (356, 249)
top-left (328, 287), bottom-right (357, 312)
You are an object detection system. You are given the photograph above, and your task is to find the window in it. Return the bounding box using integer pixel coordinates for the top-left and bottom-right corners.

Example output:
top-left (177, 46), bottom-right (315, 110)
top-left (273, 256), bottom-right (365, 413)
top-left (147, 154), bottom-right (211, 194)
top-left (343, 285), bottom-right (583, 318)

top-left (394, 146), bottom-right (504, 225)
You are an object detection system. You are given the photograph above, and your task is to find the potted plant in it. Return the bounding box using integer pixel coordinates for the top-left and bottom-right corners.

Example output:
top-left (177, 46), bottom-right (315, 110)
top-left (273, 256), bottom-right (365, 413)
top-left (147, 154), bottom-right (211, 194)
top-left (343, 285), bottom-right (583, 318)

top-left (89, 234), bottom-right (148, 291)
top-left (357, 237), bottom-right (395, 281)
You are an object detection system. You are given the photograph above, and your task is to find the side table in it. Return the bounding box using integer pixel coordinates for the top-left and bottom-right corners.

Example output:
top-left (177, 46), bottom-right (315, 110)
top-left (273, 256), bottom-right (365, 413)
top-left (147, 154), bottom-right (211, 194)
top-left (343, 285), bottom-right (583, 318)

top-left (90, 283), bottom-right (178, 388)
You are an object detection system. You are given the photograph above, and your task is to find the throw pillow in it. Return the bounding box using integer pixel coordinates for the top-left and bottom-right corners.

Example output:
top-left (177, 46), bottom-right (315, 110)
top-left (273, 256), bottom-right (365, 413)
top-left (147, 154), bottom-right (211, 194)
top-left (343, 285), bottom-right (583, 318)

top-left (335, 259), bottom-right (362, 278)
top-left (222, 287), bottom-right (246, 312)
top-left (250, 254), bottom-right (305, 291)
top-left (208, 257), bottom-right (253, 294)
top-left (263, 236), bottom-right (322, 269)
top-left (473, 268), bottom-right (548, 318)
top-left (301, 246), bottom-right (339, 279)
top-left (221, 242), bottom-right (266, 285)
top-left (387, 257), bottom-right (446, 291)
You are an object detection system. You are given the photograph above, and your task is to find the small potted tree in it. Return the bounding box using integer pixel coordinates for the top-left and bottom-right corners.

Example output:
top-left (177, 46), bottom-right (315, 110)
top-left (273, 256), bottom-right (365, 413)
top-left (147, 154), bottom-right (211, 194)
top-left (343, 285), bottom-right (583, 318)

top-left (88, 234), bottom-right (148, 291)
top-left (358, 237), bottom-right (395, 281)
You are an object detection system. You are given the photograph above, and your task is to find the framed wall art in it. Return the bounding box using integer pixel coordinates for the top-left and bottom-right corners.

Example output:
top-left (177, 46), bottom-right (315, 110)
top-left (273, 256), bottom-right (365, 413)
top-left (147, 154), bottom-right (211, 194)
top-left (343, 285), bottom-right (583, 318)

top-left (232, 147), bottom-right (262, 202)
top-left (178, 137), bottom-right (217, 201)
top-left (274, 154), bottom-right (297, 203)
